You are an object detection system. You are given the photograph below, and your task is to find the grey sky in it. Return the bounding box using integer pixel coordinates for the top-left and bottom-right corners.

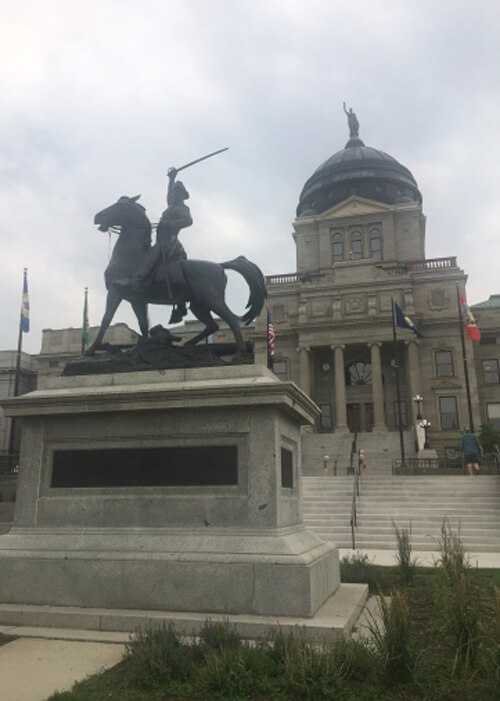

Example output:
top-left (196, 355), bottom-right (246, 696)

top-left (1, 0), bottom-right (499, 353)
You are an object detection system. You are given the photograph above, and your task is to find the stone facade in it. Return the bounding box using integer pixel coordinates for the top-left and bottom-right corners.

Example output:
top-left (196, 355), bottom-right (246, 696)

top-left (0, 351), bottom-right (37, 454)
top-left (246, 133), bottom-right (500, 468)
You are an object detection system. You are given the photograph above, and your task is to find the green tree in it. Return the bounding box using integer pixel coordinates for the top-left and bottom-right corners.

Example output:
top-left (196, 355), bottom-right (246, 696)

top-left (478, 423), bottom-right (500, 454)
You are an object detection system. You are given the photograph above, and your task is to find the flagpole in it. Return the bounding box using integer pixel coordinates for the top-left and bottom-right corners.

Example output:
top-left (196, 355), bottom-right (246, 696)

top-left (12, 271), bottom-right (26, 398)
top-left (456, 285), bottom-right (474, 432)
top-left (391, 298), bottom-right (406, 465)
top-left (81, 286), bottom-right (89, 354)
top-left (8, 268), bottom-right (28, 471)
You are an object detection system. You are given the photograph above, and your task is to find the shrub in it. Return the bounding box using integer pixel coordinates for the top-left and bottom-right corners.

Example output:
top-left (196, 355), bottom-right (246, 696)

top-left (340, 550), bottom-right (373, 584)
top-left (124, 623), bottom-right (198, 688)
top-left (434, 519), bottom-right (482, 675)
top-left (435, 518), bottom-right (469, 575)
top-left (328, 635), bottom-right (374, 682)
top-left (392, 520), bottom-right (417, 585)
top-left (367, 590), bottom-right (414, 683)
top-left (198, 618), bottom-right (241, 652)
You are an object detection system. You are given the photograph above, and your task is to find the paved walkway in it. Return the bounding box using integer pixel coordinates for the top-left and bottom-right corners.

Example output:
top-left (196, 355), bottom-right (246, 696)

top-left (0, 637), bottom-right (125, 701)
top-left (1, 549), bottom-right (498, 701)
top-left (338, 549), bottom-right (500, 568)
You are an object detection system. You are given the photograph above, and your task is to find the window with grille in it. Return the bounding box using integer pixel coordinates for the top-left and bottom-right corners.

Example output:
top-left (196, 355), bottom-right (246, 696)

top-left (319, 404), bottom-right (332, 431)
top-left (346, 362), bottom-right (372, 385)
top-left (439, 396), bottom-right (459, 430)
top-left (435, 350), bottom-right (454, 377)
top-left (273, 359), bottom-right (288, 381)
top-left (482, 359), bottom-right (499, 384)
top-left (332, 232), bottom-right (344, 262)
top-left (350, 230), bottom-right (363, 260)
top-left (369, 228), bottom-right (382, 261)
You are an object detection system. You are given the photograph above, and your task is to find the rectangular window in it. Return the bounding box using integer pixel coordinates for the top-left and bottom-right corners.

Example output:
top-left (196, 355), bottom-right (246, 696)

top-left (350, 240), bottom-right (363, 260)
top-left (333, 241), bottom-right (344, 262)
top-left (331, 231), bottom-right (344, 262)
top-left (369, 237), bottom-right (382, 261)
top-left (393, 401), bottom-right (408, 428)
top-left (486, 403), bottom-right (500, 429)
top-left (319, 403), bottom-right (332, 431)
top-left (435, 350), bottom-right (454, 377)
top-left (482, 359), bottom-right (499, 384)
top-left (273, 359), bottom-right (288, 381)
top-left (439, 396), bottom-right (459, 430)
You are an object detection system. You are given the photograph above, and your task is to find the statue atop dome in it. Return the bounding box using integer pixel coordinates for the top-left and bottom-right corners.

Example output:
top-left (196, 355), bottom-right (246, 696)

top-left (343, 102), bottom-right (359, 138)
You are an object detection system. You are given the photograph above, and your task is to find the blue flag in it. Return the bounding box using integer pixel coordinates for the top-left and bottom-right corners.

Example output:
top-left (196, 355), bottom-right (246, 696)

top-left (394, 302), bottom-right (424, 338)
top-left (21, 270), bottom-right (30, 333)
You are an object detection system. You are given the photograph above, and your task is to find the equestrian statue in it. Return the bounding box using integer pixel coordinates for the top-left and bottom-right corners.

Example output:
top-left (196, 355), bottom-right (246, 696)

top-left (86, 149), bottom-right (267, 358)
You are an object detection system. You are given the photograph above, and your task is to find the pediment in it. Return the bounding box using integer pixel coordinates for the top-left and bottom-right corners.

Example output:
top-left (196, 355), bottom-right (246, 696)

top-left (317, 196), bottom-right (393, 220)
top-left (431, 379), bottom-right (462, 390)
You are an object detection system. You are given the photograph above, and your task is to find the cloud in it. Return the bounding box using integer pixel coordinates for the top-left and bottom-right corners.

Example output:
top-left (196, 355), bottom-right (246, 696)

top-left (0, 0), bottom-right (499, 352)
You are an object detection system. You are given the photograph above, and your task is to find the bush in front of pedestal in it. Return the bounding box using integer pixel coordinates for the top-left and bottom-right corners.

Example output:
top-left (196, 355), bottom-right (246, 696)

top-left (125, 623), bottom-right (199, 688)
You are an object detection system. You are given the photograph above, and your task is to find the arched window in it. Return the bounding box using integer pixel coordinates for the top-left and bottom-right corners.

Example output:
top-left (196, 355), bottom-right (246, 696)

top-left (369, 228), bottom-right (382, 261)
top-left (350, 230), bottom-right (363, 260)
top-left (346, 362), bottom-right (372, 385)
top-left (332, 232), bottom-right (344, 262)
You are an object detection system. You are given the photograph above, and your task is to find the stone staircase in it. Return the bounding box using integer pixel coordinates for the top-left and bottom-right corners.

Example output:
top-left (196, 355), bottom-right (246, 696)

top-left (301, 430), bottom-right (416, 476)
top-left (302, 474), bottom-right (500, 552)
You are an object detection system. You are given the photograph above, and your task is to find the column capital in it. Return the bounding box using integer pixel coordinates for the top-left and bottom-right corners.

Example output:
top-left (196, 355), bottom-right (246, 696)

top-left (404, 338), bottom-right (421, 346)
top-left (331, 344), bottom-right (345, 351)
top-left (368, 341), bottom-right (382, 348)
top-left (296, 346), bottom-right (311, 353)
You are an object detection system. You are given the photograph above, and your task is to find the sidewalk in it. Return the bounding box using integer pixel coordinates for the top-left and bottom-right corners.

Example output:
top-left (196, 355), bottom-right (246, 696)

top-left (0, 636), bottom-right (125, 701)
top-left (338, 548), bottom-right (500, 568)
top-left (1, 549), bottom-right (497, 701)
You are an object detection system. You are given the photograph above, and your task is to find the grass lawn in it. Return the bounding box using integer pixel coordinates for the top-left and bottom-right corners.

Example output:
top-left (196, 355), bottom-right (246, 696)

top-left (45, 557), bottom-right (499, 701)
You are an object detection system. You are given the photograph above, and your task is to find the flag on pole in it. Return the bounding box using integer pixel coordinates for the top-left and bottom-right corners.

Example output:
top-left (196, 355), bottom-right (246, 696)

top-left (82, 287), bottom-right (90, 348)
top-left (393, 302), bottom-right (424, 338)
top-left (267, 311), bottom-right (276, 369)
top-left (21, 269), bottom-right (30, 333)
top-left (460, 293), bottom-right (481, 342)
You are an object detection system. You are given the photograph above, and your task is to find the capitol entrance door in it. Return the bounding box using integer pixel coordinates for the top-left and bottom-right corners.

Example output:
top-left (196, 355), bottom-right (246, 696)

top-left (347, 403), bottom-right (360, 433)
top-left (347, 402), bottom-right (374, 433)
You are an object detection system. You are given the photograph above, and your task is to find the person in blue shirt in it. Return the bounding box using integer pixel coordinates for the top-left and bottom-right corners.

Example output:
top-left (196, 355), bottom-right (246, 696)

top-left (459, 428), bottom-right (482, 476)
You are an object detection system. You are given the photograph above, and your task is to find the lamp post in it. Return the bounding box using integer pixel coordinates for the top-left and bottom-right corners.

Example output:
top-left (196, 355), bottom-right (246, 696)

top-left (413, 394), bottom-right (423, 421)
top-left (419, 419), bottom-right (431, 449)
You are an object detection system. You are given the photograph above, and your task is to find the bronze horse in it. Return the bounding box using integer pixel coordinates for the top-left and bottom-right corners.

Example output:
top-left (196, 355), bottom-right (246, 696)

top-left (87, 195), bottom-right (267, 355)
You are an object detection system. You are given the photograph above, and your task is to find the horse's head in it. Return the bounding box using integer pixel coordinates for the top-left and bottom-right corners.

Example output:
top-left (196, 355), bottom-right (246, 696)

top-left (94, 195), bottom-right (144, 232)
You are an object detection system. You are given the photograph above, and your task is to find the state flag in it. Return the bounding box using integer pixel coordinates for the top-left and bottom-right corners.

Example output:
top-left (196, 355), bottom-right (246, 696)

top-left (393, 302), bottom-right (424, 338)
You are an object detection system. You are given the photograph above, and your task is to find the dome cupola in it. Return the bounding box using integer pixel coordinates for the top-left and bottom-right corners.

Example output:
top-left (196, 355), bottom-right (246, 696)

top-left (297, 106), bottom-right (422, 217)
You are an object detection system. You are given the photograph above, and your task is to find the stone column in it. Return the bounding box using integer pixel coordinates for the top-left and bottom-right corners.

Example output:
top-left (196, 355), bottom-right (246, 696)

top-left (332, 345), bottom-right (349, 432)
top-left (406, 340), bottom-right (422, 423)
top-left (369, 342), bottom-right (387, 430)
top-left (297, 346), bottom-right (311, 396)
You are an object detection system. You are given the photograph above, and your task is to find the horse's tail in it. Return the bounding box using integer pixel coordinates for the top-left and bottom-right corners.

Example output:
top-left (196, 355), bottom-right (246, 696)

top-left (221, 256), bottom-right (267, 324)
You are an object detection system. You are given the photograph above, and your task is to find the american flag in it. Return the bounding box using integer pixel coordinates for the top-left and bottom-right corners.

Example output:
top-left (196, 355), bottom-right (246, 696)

top-left (267, 311), bottom-right (275, 369)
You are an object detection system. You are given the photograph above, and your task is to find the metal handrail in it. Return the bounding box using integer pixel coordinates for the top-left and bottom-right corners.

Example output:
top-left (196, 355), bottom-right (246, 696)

top-left (350, 466), bottom-right (360, 549)
top-left (348, 432), bottom-right (358, 474)
top-left (393, 457), bottom-right (500, 475)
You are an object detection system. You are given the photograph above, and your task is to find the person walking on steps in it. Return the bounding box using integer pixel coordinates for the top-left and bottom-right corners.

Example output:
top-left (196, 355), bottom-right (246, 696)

top-left (459, 427), bottom-right (482, 476)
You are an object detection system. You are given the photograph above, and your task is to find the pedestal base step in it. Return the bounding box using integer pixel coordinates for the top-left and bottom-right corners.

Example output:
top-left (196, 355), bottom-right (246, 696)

top-left (0, 583), bottom-right (368, 643)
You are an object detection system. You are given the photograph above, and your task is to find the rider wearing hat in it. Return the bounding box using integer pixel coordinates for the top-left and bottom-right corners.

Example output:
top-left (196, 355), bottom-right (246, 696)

top-left (121, 168), bottom-right (193, 323)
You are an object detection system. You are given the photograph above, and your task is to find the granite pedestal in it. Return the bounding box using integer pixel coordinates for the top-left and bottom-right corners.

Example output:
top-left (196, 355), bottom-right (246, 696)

top-left (0, 365), bottom-right (339, 617)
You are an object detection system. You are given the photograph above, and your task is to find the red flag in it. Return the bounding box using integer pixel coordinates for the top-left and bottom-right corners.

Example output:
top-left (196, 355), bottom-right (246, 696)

top-left (460, 294), bottom-right (481, 342)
